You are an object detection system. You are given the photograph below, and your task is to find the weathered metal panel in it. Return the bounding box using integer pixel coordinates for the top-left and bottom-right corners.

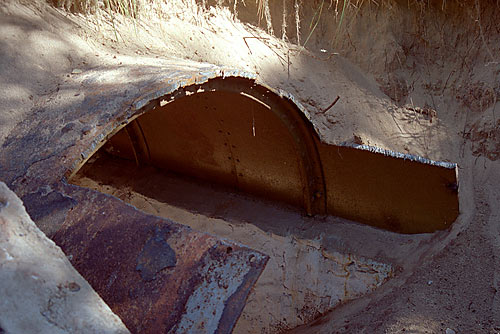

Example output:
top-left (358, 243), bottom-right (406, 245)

top-left (116, 90), bottom-right (307, 208)
top-left (139, 92), bottom-right (239, 187)
top-left (52, 186), bottom-right (268, 334)
top-left (0, 182), bottom-right (131, 334)
top-left (318, 142), bottom-right (459, 233)
top-left (0, 58), bottom-right (460, 334)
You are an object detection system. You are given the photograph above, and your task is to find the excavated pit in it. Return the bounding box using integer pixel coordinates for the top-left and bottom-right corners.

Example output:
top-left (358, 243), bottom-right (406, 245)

top-left (69, 76), bottom-right (460, 332)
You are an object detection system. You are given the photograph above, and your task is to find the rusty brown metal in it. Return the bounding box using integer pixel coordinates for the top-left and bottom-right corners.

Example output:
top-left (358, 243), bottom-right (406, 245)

top-left (317, 142), bottom-right (459, 233)
top-left (52, 185), bottom-right (268, 334)
top-left (99, 76), bottom-right (459, 233)
top-left (104, 77), bottom-right (327, 215)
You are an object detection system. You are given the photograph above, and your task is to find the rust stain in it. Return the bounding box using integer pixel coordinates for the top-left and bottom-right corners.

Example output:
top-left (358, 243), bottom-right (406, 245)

top-left (52, 186), bottom-right (268, 334)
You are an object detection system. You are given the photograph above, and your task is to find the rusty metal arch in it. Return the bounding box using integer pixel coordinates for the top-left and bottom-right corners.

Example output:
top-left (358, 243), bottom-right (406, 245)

top-left (95, 76), bottom-right (327, 215)
top-left (67, 68), bottom-right (458, 234)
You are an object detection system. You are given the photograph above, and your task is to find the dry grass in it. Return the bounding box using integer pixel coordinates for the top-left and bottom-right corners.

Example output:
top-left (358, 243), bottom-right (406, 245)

top-left (48, 0), bottom-right (497, 58)
top-left (50, 0), bottom-right (141, 17)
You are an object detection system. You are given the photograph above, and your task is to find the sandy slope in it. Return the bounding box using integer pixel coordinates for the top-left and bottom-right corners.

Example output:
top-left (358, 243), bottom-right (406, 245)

top-left (1, 0), bottom-right (499, 333)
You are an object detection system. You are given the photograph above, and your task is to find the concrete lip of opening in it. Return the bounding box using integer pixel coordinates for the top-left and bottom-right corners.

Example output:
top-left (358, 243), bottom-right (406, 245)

top-left (0, 63), bottom-right (459, 333)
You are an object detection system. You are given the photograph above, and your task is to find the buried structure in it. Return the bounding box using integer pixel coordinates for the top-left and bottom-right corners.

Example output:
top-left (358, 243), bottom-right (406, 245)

top-left (72, 74), bottom-right (459, 234)
top-left (1, 65), bottom-right (459, 333)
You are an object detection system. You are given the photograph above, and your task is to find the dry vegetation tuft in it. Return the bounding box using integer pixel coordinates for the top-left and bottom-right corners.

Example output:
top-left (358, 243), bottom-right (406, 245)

top-left (47, 0), bottom-right (461, 46)
top-left (48, 0), bottom-right (499, 72)
top-left (49, 0), bottom-right (141, 17)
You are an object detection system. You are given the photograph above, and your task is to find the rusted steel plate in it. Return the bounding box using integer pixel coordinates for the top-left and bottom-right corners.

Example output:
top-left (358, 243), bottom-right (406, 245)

top-left (100, 77), bottom-right (327, 215)
top-left (0, 60), bottom-right (459, 334)
top-left (52, 185), bottom-right (267, 334)
top-left (318, 143), bottom-right (459, 233)
top-left (106, 90), bottom-right (308, 208)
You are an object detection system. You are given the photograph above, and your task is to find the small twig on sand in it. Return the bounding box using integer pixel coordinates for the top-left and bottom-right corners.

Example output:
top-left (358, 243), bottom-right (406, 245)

top-left (441, 69), bottom-right (455, 94)
top-left (242, 36), bottom-right (286, 65)
top-left (324, 95), bottom-right (340, 112)
top-left (243, 36), bottom-right (268, 55)
top-left (287, 50), bottom-right (290, 80)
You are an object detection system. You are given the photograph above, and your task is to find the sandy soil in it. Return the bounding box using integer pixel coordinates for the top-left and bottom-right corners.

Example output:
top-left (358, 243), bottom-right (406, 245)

top-left (1, 0), bottom-right (499, 333)
top-left (73, 152), bottom-right (424, 333)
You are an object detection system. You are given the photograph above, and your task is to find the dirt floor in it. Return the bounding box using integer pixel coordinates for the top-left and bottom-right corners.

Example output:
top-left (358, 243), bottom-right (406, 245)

top-left (1, 0), bottom-right (499, 333)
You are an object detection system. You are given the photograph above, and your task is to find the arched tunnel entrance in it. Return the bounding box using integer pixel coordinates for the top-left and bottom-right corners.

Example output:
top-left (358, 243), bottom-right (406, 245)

top-left (101, 78), bottom-right (326, 216)
top-left (67, 75), bottom-right (460, 333)
top-left (72, 76), bottom-right (459, 234)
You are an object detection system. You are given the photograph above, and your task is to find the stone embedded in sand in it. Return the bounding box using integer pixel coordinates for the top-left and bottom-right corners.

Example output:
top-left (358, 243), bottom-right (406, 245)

top-left (0, 181), bottom-right (130, 334)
